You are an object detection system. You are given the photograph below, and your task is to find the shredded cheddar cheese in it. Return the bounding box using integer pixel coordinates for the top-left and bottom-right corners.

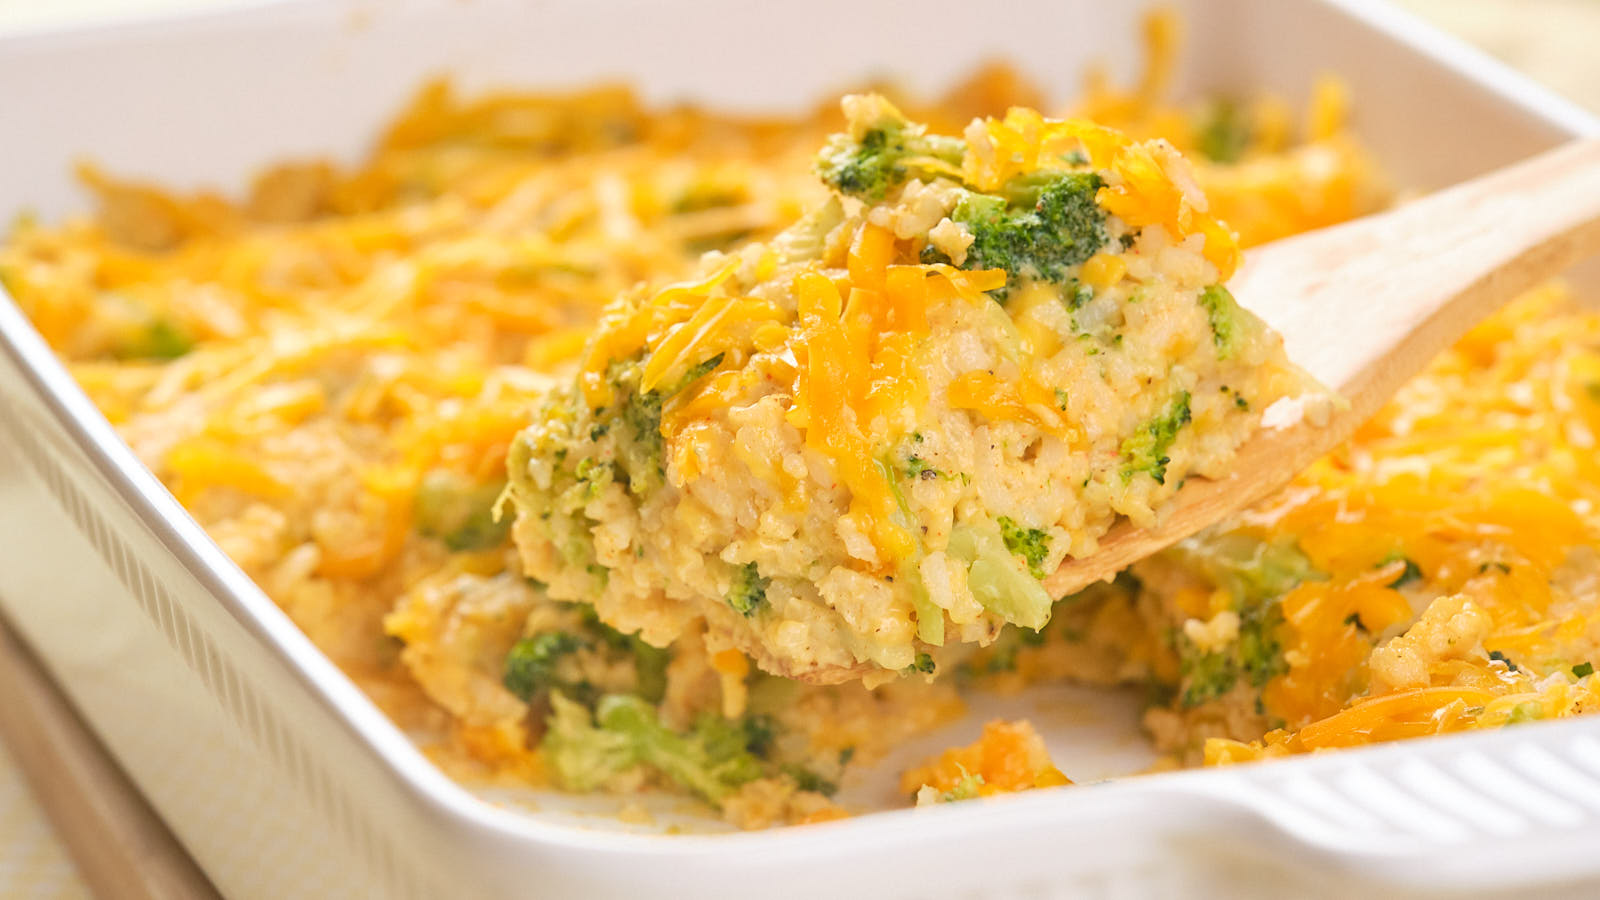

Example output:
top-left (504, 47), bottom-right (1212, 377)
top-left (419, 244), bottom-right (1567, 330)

top-left (2, 4), bottom-right (1434, 828)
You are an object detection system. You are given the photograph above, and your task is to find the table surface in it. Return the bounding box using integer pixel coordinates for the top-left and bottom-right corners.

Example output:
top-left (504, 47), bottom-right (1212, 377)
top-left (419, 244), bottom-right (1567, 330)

top-left (0, 746), bottom-right (87, 900)
top-left (0, 1), bottom-right (1596, 897)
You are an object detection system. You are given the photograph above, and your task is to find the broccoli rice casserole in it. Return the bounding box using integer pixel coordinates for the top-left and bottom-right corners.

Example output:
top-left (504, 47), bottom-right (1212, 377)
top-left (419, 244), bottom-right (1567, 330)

top-left (4, 10), bottom-right (1598, 829)
top-left (506, 91), bottom-right (1323, 686)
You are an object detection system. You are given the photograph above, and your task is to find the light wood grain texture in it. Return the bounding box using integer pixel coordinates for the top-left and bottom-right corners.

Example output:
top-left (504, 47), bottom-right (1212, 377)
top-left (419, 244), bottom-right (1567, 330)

top-left (1048, 137), bottom-right (1600, 596)
top-left (0, 618), bottom-right (220, 900)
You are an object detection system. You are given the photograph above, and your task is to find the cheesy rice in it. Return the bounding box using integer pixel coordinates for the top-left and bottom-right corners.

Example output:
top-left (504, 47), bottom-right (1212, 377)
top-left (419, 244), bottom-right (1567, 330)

top-left (11, 11), bottom-right (1590, 828)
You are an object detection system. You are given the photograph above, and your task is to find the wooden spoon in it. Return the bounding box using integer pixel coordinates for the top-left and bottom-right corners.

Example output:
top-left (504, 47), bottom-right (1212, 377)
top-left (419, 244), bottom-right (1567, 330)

top-left (1045, 137), bottom-right (1600, 598)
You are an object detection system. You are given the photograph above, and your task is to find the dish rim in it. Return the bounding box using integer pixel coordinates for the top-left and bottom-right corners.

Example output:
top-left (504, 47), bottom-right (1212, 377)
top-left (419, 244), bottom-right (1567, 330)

top-left (0, 0), bottom-right (1597, 865)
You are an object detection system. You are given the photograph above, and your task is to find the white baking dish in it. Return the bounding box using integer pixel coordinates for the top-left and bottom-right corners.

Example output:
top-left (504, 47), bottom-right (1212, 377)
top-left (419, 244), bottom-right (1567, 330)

top-left (3, 1), bottom-right (1600, 896)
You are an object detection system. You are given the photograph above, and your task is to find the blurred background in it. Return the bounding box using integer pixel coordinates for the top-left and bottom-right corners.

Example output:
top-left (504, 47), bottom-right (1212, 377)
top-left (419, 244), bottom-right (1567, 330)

top-left (1401, 0), bottom-right (1600, 112)
top-left (0, 0), bottom-right (1596, 896)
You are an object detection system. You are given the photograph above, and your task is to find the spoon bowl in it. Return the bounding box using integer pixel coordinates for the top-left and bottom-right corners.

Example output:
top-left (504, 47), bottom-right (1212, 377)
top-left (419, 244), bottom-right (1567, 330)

top-left (1047, 137), bottom-right (1600, 597)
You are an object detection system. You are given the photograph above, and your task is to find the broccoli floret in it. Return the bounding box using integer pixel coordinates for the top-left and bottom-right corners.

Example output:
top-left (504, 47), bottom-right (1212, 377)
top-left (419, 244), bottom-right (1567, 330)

top-left (541, 693), bottom-right (641, 792)
top-left (606, 352), bottom-right (725, 496)
top-left (1178, 643), bottom-right (1237, 708)
top-left (997, 516), bottom-right (1051, 580)
top-left (1574, 662), bottom-right (1595, 678)
top-left (572, 456), bottom-right (615, 500)
top-left (505, 606), bottom-right (678, 706)
top-left (1235, 602), bottom-right (1288, 688)
top-left (615, 369), bottom-right (666, 493)
top-left (1177, 599), bottom-right (1288, 708)
top-left (610, 695), bottom-right (763, 802)
top-left (505, 401), bottom-right (618, 580)
top-left (944, 172), bottom-right (1109, 300)
top-left (1061, 279), bottom-right (1095, 311)
top-left (1198, 284), bottom-right (1245, 360)
top-left (541, 693), bottom-right (768, 804)
top-left (946, 524), bottom-right (1052, 630)
top-left (908, 652), bottom-right (935, 675)
top-left (1120, 391), bottom-right (1192, 484)
top-left (726, 562), bottom-right (769, 617)
top-left (1195, 99), bottom-right (1252, 165)
top-left (816, 127), bottom-right (899, 201)
top-left (815, 115), bottom-right (963, 203)
top-left (414, 470), bottom-right (512, 551)
top-left (502, 632), bottom-right (584, 702)
top-left (1167, 533), bottom-right (1317, 709)
top-left (686, 711), bottom-right (765, 763)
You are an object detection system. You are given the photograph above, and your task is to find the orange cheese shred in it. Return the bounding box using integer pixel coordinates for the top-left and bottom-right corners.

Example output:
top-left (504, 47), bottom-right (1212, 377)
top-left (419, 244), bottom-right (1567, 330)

top-left (947, 370), bottom-right (1075, 438)
top-left (1294, 686), bottom-right (1497, 749)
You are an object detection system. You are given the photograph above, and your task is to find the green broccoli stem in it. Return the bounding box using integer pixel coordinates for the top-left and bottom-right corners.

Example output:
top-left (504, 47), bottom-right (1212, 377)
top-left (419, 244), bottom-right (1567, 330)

top-left (946, 524), bottom-right (1052, 630)
top-left (541, 693), bottom-right (766, 805)
top-left (815, 115), bottom-right (964, 202)
top-left (877, 456), bottom-right (945, 646)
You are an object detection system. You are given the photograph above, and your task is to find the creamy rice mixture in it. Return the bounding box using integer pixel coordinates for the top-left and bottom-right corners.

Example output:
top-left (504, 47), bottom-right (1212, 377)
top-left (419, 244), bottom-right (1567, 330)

top-left (23, 12), bottom-right (1588, 829)
top-left (507, 93), bottom-right (1320, 685)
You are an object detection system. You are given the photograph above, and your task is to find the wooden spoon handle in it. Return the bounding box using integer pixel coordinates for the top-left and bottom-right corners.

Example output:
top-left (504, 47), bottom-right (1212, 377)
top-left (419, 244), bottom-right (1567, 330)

top-left (1238, 137), bottom-right (1600, 420)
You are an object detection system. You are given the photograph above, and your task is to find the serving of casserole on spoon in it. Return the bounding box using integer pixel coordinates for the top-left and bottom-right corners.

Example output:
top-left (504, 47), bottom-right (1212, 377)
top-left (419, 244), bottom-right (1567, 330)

top-left (506, 93), bottom-right (1600, 684)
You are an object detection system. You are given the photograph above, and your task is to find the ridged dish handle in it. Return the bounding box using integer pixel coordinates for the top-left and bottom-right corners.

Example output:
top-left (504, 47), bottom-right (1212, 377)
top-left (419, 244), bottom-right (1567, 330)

top-left (1176, 718), bottom-right (1600, 891)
